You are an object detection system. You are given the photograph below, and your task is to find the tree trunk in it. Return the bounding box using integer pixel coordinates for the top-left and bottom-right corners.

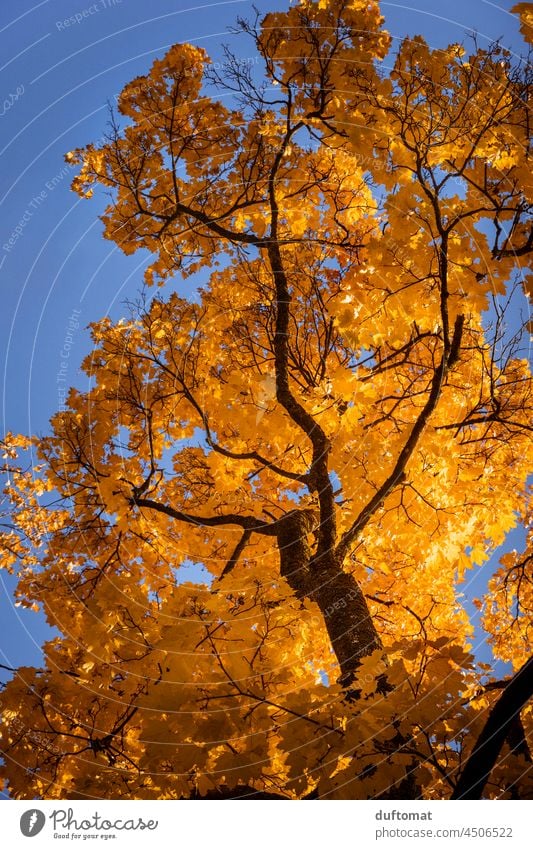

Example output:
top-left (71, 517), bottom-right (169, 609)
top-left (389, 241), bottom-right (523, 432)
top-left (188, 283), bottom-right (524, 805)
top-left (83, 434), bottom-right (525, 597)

top-left (277, 510), bottom-right (381, 686)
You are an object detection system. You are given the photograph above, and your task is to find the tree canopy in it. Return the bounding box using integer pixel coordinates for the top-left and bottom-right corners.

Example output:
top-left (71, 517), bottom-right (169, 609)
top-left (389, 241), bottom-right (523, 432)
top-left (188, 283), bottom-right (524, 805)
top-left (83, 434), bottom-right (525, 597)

top-left (1, 0), bottom-right (532, 800)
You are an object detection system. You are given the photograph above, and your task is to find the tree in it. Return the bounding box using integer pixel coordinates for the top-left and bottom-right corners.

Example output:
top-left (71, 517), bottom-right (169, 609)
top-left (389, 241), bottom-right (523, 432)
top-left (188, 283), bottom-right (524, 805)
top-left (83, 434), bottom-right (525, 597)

top-left (1, 0), bottom-right (532, 800)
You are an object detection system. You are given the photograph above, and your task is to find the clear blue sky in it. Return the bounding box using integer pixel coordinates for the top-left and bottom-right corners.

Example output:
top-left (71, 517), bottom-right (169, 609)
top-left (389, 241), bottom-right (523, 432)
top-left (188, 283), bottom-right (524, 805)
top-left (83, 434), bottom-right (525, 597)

top-left (0, 1), bottom-right (528, 701)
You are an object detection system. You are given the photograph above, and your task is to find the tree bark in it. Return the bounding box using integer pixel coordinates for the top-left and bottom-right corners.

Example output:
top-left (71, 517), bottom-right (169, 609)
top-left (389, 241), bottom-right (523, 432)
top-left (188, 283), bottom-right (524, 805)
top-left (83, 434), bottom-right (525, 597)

top-left (276, 510), bottom-right (381, 685)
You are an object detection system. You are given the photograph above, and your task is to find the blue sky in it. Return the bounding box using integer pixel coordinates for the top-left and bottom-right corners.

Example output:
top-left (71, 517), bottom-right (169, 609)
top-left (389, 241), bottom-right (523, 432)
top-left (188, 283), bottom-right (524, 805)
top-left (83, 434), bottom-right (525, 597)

top-left (0, 1), bottom-right (529, 691)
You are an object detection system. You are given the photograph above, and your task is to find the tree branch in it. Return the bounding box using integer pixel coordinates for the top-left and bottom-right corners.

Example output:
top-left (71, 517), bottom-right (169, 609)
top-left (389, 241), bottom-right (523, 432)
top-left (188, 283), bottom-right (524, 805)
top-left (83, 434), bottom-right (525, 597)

top-left (218, 529), bottom-right (252, 579)
top-left (133, 497), bottom-right (277, 536)
top-left (337, 314), bottom-right (464, 562)
top-left (451, 655), bottom-right (533, 799)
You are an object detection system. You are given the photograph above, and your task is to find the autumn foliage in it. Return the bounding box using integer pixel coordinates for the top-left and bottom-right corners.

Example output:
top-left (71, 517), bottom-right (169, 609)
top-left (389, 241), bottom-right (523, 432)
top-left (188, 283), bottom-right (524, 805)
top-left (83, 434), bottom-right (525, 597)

top-left (1, 0), bottom-right (532, 800)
